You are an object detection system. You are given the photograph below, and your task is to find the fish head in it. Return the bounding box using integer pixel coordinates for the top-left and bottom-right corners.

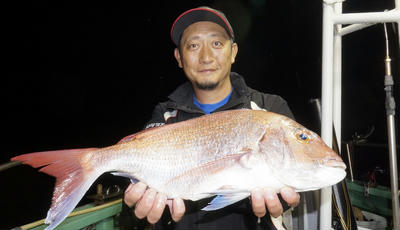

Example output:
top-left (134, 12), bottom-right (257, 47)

top-left (258, 113), bottom-right (347, 191)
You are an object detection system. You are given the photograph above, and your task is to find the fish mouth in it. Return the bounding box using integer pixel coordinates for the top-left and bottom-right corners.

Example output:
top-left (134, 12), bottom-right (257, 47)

top-left (281, 166), bottom-right (347, 191)
top-left (325, 158), bottom-right (347, 169)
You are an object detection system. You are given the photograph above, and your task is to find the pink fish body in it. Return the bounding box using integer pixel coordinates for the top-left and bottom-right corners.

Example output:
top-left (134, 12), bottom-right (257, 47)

top-left (12, 109), bottom-right (346, 230)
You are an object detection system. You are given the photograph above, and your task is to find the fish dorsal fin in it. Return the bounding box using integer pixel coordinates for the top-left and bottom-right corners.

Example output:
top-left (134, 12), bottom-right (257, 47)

top-left (117, 126), bottom-right (159, 144)
top-left (117, 133), bottom-right (138, 144)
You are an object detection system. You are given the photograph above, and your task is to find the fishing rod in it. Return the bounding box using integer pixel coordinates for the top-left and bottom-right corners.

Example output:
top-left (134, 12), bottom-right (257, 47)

top-left (383, 22), bottom-right (400, 230)
top-left (0, 161), bottom-right (21, 172)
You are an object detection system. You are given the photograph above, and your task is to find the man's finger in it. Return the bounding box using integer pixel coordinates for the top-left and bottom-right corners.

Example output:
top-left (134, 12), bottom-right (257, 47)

top-left (147, 193), bottom-right (167, 224)
top-left (263, 188), bottom-right (283, 218)
top-left (251, 188), bottom-right (266, 218)
top-left (134, 188), bottom-right (157, 219)
top-left (280, 187), bottom-right (300, 208)
top-left (171, 198), bottom-right (185, 222)
top-left (124, 182), bottom-right (147, 207)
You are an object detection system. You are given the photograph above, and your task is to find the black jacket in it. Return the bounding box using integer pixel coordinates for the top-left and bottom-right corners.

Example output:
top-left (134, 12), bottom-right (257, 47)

top-left (144, 72), bottom-right (293, 129)
top-left (121, 72), bottom-right (294, 230)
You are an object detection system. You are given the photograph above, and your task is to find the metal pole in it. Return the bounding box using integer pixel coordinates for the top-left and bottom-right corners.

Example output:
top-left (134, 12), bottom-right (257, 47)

top-left (337, 23), bottom-right (375, 36)
top-left (333, 2), bottom-right (342, 153)
top-left (396, 0), bottom-right (400, 48)
top-left (336, 8), bottom-right (398, 36)
top-left (388, 115), bottom-right (400, 230)
top-left (383, 23), bottom-right (400, 230)
top-left (333, 10), bottom-right (400, 24)
top-left (321, 1), bottom-right (400, 229)
top-left (345, 143), bottom-right (354, 181)
top-left (321, 1), bottom-right (335, 229)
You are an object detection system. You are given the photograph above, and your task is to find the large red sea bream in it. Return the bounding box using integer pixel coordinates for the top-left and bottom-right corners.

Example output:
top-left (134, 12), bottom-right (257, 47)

top-left (12, 109), bottom-right (346, 230)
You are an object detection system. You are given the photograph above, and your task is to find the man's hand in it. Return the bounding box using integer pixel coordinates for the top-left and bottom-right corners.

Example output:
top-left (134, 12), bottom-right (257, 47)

top-left (124, 182), bottom-right (186, 224)
top-left (251, 187), bottom-right (300, 218)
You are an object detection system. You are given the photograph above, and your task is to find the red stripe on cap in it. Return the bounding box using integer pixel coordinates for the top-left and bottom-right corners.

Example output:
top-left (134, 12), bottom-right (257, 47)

top-left (170, 7), bottom-right (233, 42)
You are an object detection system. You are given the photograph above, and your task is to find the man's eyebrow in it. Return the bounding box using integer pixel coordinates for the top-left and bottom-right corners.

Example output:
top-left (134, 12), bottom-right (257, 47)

top-left (185, 35), bottom-right (201, 42)
top-left (184, 33), bottom-right (228, 43)
top-left (208, 32), bottom-right (228, 39)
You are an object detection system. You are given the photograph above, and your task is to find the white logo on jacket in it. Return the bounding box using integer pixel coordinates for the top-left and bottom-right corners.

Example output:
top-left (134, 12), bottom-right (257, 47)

top-left (250, 101), bottom-right (267, 111)
top-left (145, 110), bottom-right (178, 129)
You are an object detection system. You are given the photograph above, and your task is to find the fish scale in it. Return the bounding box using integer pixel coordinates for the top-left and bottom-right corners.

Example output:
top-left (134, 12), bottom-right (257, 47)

top-left (111, 111), bottom-right (261, 191)
top-left (11, 109), bottom-right (346, 230)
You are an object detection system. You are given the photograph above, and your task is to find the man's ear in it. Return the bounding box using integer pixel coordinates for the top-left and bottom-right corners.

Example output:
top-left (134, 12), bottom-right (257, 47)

top-left (174, 48), bottom-right (183, 68)
top-left (231, 43), bottom-right (238, 64)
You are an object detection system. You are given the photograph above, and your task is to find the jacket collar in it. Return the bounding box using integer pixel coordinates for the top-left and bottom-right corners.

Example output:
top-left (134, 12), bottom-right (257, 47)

top-left (166, 72), bottom-right (250, 112)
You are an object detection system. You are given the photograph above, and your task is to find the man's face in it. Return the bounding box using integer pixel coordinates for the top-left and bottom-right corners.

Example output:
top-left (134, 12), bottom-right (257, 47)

top-left (174, 21), bottom-right (238, 91)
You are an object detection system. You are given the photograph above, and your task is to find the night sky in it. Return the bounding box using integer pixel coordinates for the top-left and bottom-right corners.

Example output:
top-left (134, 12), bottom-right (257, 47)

top-left (2, 0), bottom-right (399, 228)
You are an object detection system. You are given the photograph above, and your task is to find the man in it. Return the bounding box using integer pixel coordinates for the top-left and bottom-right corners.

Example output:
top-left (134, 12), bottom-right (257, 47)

top-left (123, 6), bottom-right (300, 229)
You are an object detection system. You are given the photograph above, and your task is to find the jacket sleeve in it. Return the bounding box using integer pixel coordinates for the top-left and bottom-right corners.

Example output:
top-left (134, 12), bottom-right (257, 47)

top-left (250, 90), bottom-right (295, 120)
top-left (266, 95), bottom-right (295, 120)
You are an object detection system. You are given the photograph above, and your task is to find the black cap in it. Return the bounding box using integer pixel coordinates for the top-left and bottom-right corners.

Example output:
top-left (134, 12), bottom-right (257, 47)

top-left (170, 6), bottom-right (234, 46)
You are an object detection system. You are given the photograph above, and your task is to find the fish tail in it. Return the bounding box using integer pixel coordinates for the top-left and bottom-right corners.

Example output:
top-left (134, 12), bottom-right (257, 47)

top-left (12, 148), bottom-right (101, 230)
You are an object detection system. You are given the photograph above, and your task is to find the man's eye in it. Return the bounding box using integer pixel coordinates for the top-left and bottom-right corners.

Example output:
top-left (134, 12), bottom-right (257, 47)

top-left (213, 41), bottom-right (223, 47)
top-left (188, 44), bottom-right (199, 49)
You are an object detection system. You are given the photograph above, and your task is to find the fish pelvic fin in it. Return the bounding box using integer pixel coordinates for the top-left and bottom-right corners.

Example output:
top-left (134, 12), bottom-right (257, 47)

top-left (111, 171), bottom-right (138, 184)
top-left (11, 148), bottom-right (100, 230)
top-left (202, 192), bottom-right (250, 211)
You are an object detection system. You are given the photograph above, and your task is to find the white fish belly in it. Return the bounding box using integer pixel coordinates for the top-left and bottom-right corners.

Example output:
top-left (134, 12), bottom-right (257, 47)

top-left (167, 160), bottom-right (285, 201)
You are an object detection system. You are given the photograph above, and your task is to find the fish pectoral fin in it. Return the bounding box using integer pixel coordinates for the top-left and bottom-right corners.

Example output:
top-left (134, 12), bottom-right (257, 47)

top-left (201, 192), bottom-right (250, 211)
top-left (166, 152), bottom-right (249, 188)
top-left (110, 172), bottom-right (138, 184)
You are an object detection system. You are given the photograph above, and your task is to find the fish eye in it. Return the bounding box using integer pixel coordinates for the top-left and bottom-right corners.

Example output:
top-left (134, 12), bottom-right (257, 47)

top-left (299, 133), bottom-right (308, 140)
top-left (296, 131), bottom-right (310, 143)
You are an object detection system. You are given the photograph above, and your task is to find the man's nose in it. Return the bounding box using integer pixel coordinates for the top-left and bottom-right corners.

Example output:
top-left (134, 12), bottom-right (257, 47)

top-left (199, 45), bottom-right (213, 64)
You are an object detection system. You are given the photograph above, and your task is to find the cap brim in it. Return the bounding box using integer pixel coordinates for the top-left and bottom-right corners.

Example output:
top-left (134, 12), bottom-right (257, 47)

top-left (171, 7), bottom-right (234, 46)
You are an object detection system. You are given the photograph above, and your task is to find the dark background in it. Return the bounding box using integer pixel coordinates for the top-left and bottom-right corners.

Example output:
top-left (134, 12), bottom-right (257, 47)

top-left (2, 0), bottom-right (399, 228)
